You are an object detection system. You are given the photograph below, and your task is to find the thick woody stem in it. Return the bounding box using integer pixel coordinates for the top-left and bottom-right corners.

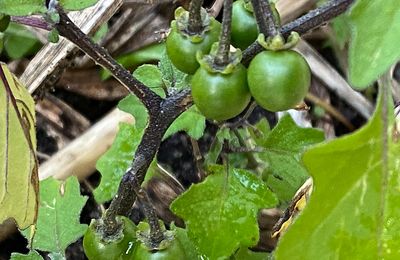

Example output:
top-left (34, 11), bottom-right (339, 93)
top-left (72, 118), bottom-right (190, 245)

top-left (55, 7), bottom-right (163, 111)
top-left (243, 0), bottom-right (355, 64)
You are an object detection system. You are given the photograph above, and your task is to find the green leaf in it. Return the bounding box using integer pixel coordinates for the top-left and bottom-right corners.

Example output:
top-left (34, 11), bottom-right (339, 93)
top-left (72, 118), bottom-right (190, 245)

top-left (158, 51), bottom-right (190, 91)
top-left (4, 23), bottom-right (41, 59)
top-left (258, 115), bottom-right (324, 203)
top-left (248, 118), bottom-right (271, 145)
top-left (11, 250), bottom-right (43, 260)
top-left (275, 85), bottom-right (400, 258)
top-left (173, 225), bottom-right (201, 259)
top-left (92, 23), bottom-right (108, 43)
top-left (118, 64), bottom-right (165, 130)
top-left (59, 0), bottom-right (99, 11)
top-left (94, 123), bottom-right (142, 203)
top-left (164, 105), bottom-right (206, 140)
top-left (0, 0), bottom-right (45, 16)
top-left (118, 95), bottom-right (148, 130)
top-left (204, 128), bottom-right (242, 166)
top-left (171, 165), bottom-right (277, 259)
top-left (0, 63), bottom-right (38, 229)
top-left (331, 15), bottom-right (351, 50)
top-left (23, 177), bottom-right (87, 255)
top-left (349, 0), bottom-right (400, 88)
top-left (101, 43), bottom-right (165, 80)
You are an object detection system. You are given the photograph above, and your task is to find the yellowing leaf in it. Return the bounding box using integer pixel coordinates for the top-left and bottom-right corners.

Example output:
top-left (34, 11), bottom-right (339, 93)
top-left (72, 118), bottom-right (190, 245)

top-left (0, 63), bottom-right (38, 229)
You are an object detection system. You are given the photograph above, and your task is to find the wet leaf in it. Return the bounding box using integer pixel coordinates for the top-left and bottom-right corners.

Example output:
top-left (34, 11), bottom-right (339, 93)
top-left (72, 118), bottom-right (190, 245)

top-left (171, 165), bottom-right (277, 259)
top-left (258, 115), bottom-right (324, 203)
top-left (0, 63), bottom-right (38, 229)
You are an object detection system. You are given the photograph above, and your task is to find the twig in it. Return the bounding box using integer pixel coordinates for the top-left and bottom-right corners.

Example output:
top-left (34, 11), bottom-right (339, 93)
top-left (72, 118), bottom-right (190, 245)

top-left (103, 89), bottom-right (192, 235)
top-left (243, 0), bottom-right (355, 64)
top-left (250, 0), bottom-right (269, 36)
top-left (224, 101), bottom-right (257, 129)
top-left (20, 0), bottom-right (123, 93)
top-left (55, 7), bottom-right (162, 111)
top-left (260, 0), bottom-right (280, 37)
top-left (306, 92), bottom-right (355, 130)
top-left (190, 138), bottom-right (206, 180)
top-left (214, 0), bottom-right (233, 67)
top-left (133, 178), bottom-right (164, 247)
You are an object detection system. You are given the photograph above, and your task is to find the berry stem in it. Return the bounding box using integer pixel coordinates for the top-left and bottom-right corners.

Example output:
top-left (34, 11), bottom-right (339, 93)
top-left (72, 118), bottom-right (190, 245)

top-left (188, 0), bottom-right (204, 34)
top-left (250, 0), bottom-right (280, 37)
top-left (214, 0), bottom-right (233, 67)
top-left (133, 179), bottom-right (165, 247)
top-left (262, 1), bottom-right (280, 37)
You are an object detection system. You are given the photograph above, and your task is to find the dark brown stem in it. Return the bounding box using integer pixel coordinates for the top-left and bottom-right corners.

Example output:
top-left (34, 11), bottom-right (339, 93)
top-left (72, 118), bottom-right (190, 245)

top-left (55, 7), bottom-right (162, 111)
top-left (188, 0), bottom-right (204, 34)
top-left (103, 89), bottom-right (192, 235)
top-left (250, 0), bottom-right (269, 36)
top-left (133, 180), bottom-right (164, 246)
top-left (243, 0), bottom-right (355, 64)
top-left (214, 0), bottom-right (233, 67)
top-left (261, 0), bottom-right (280, 37)
top-left (224, 101), bottom-right (257, 129)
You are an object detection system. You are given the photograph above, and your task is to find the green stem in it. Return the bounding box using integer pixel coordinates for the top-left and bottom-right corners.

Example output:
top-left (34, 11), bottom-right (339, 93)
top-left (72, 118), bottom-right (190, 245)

top-left (188, 0), bottom-right (204, 34)
top-left (214, 0), bottom-right (233, 67)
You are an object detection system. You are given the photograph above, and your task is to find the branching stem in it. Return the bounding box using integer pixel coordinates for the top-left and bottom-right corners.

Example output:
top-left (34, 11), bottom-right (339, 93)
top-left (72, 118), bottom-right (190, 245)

top-left (38, 0), bottom-right (354, 236)
top-left (243, 0), bottom-right (354, 64)
top-left (214, 0), bottom-right (233, 67)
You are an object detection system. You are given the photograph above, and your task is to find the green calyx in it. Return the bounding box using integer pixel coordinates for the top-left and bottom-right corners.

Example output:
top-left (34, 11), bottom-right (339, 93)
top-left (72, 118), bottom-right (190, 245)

top-left (136, 221), bottom-right (175, 250)
top-left (196, 42), bottom-right (243, 74)
top-left (257, 31), bottom-right (300, 51)
top-left (174, 7), bottom-right (214, 43)
top-left (242, 0), bottom-right (254, 13)
top-left (93, 217), bottom-right (125, 243)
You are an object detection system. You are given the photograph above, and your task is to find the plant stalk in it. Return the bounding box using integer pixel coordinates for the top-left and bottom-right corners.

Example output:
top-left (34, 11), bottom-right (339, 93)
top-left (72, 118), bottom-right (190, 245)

top-left (133, 181), bottom-right (164, 247)
top-left (214, 0), bottom-right (233, 67)
top-left (188, 0), bottom-right (204, 34)
top-left (242, 0), bottom-right (355, 64)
